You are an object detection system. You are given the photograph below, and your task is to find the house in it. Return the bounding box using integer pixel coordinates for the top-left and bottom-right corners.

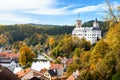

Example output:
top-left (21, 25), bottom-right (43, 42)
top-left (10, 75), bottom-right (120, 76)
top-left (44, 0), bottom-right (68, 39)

top-left (31, 54), bottom-right (51, 71)
top-left (0, 52), bottom-right (19, 72)
top-left (49, 63), bottom-right (64, 76)
top-left (48, 63), bottom-right (64, 80)
top-left (72, 18), bottom-right (101, 44)
top-left (16, 68), bottom-right (50, 80)
top-left (0, 65), bottom-right (20, 80)
top-left (0, 57), bottom-right (17, 71)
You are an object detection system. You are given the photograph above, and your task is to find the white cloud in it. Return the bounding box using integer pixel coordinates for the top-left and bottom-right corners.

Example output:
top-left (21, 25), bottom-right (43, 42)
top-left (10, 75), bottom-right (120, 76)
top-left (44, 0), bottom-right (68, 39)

top-left (73, 4), bottom-right (105, 13)
top-left (0, 0), bottom-right (68, 15)
top-left (0, 13), bottom-right (39, 24)
top-left (72, 1), bottom-right (120, 13)
top-left (0, 0), bottom-right (119, 24)
top-left (0, 0), bottom-right (55, 10)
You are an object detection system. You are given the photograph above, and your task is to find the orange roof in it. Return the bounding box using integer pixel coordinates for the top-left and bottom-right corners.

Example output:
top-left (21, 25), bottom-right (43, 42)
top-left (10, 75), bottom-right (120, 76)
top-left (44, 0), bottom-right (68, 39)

top-left (16, 68), bottom-right (31, 78)
top-left (67, 74), bottom-right (75, 80)
top-left (50, 64), bottom-right (63, 69)
top-left (7, 53), bottom-right (19, 58)
top-left (0, 52), bottom-right (19, 58)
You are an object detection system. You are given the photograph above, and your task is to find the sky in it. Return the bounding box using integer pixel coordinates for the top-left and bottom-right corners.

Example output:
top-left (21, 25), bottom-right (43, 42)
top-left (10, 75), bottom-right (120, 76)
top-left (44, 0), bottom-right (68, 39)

top-left (0, 0), bottom-right (120, 25)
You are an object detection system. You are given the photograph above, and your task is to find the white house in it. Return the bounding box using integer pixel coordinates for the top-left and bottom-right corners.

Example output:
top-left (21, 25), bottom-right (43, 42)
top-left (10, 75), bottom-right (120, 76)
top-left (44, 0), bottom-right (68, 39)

top-left (0, 57), bottom-right (17, 71)
top-left (31, 54), bottom-right (51, 71)
top-left (72, 18), bottom-right (101, 44)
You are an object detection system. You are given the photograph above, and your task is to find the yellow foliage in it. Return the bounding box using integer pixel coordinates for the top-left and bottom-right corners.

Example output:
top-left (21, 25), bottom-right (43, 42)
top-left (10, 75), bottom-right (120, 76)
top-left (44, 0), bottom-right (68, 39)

top-left (48, 37), bottom-right (54, 49)
top-left (106, 22), bottom-right (120, 50)
top-left (90, 64), bottom-right (96, 70)
top-left (19, 45), bottom-right (36, 66)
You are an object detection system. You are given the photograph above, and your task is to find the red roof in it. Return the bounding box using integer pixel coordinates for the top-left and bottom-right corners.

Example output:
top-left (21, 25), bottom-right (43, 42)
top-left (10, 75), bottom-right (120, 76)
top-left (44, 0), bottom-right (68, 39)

top-left (16, 68), bottom-right (31, 78)
top-left (50, 64), bottom-right (63, 69)
top-left (0, 52), bottom-right (19, 58)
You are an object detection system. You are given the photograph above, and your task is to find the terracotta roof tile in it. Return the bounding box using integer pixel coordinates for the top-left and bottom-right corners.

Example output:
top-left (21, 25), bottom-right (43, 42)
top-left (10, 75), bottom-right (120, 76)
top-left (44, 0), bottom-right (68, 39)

top-left (16, 68), bottom-right (31, 78)
top-left (0, 52), bottom-right (19, 58)
top-left (50, 64), bottom-right (63, 69)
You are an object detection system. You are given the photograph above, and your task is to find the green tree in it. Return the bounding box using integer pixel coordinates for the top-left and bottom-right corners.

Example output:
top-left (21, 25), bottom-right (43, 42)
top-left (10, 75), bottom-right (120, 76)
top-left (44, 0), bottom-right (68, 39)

top-left (112, 71), bottom-right (120, 80)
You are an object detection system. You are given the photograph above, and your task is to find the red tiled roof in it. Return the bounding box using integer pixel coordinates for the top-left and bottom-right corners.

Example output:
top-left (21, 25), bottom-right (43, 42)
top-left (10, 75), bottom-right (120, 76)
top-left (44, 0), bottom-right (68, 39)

top-left (0, 52), bottom-right (19, 58)
top-left (16, 68), bottom-right (31, 78)
top-left (50, 64), bottom-right (63, 69)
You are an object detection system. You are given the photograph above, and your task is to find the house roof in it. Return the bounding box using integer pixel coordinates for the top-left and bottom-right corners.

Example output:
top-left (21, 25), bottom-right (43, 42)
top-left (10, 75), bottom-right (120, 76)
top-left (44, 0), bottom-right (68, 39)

top-left (92, 27), bottom-right (100, 30)
top-left (16, 68), bottom-right (31, 78)
top-left (48, 69), bottom-right (57, 76)
top-left (31, 61), bottom-right (50, 71)
top-left (0, 52), bottom-right (19, 58)
top-left (0, 66), bottom-right (20, 80)
top-left (50, 64), bottom-right (63, 69)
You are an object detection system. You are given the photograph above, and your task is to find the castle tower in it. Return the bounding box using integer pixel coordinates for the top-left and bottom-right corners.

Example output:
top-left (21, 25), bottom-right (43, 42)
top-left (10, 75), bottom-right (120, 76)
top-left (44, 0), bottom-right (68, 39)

top-left (76, 13), bottom-right (82, 28)
top-left (93, 18), bottom-right (99, 27)
top-left (76, 19), bottom-right (82, 28)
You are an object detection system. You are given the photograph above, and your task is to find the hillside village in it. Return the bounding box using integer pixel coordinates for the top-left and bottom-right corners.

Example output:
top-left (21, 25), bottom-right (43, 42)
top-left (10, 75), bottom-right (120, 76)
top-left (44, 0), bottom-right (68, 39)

top-left (0, 18), bottom-right (101, 80)
top-left (0, 44), bottom-right (76, 80)
top-left (0, 14), bottom-right (120, 80)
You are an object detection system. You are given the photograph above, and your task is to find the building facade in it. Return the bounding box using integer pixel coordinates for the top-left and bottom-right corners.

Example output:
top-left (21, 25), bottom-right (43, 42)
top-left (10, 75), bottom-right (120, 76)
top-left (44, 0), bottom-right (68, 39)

top-left (72, 19), bottom-right (101, 44)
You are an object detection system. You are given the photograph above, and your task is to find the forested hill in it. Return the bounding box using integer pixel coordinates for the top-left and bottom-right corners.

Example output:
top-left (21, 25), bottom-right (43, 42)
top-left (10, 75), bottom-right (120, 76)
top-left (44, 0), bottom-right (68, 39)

top-left (0, 20), bottom-right (108, 42)
top-left (0, 24), bottom-right (74, 42)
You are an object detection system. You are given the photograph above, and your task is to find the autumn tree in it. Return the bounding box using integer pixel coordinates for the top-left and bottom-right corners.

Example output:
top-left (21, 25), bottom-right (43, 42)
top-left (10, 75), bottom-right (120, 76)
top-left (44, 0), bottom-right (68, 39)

top-left (0, 34), bottom-right (8, 46)
top-left (48, 37), bottom-right (55, 50)
top-left (90, 39), bottom-right (109, 64)
top-left (19, 45), bottom-right (36, 67)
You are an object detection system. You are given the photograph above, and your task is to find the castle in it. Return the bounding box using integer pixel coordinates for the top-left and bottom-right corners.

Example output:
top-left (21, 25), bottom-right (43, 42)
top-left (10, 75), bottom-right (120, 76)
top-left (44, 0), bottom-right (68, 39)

top-left (72, 18), bottom-right (101, 44)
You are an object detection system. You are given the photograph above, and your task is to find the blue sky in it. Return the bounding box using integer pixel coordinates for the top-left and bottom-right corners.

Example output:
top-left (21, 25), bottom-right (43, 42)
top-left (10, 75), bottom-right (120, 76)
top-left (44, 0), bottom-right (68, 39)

top-left (0, 0), bottom-right (120, 25)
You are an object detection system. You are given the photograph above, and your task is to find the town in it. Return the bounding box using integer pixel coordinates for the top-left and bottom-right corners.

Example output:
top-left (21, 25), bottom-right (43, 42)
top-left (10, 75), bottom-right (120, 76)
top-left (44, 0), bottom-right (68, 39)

top-left (0, 0), bottom-right (120, 80)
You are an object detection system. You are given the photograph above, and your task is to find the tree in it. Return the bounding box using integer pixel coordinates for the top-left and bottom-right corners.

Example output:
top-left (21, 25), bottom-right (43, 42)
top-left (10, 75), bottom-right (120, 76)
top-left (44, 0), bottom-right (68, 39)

top-left (90, 39), bottom-right (109, 64)
top-left (73, 48), bottom-right (81, 60)
top-left (0, 34), bottom-right (8, 46)
top-left (112, 71), bottom-right (120, 80)
top-left (19, 45), bottom-right (36, 67)
top-left (48, 37), bottom-right (55, 50)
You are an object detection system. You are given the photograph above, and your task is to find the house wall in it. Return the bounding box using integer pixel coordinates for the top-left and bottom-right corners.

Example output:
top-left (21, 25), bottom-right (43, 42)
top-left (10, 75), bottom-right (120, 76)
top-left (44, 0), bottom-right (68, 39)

top-left (57, 68), bottom-right (64, 76)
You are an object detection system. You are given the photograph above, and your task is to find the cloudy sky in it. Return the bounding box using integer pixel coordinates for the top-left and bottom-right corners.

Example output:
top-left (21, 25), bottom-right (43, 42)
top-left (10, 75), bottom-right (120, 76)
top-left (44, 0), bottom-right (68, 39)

top-left (0, 0), bottom-right (120, 25)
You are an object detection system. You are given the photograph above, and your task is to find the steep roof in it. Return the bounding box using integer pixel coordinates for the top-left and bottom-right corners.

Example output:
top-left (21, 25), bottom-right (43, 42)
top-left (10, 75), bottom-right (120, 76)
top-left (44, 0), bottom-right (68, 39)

top-left (0, 52), bottom-right (19, 58)
top-left (0, 66), bottom-right (20, 80)
top-left (50, 63), bottom-right (63, 69)
top-left (92, 27), bottom-right (100, 30)
top-left (16, 68), bottom-right (31, 78)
